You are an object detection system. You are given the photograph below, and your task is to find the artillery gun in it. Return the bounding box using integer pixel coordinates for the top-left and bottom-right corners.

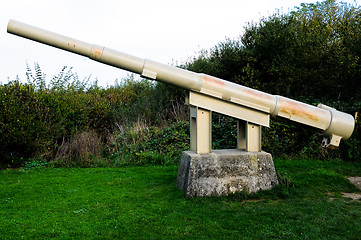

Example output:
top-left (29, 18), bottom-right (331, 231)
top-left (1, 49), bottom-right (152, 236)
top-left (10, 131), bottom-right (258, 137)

top-left (7, 20), bottom-right (355, 196)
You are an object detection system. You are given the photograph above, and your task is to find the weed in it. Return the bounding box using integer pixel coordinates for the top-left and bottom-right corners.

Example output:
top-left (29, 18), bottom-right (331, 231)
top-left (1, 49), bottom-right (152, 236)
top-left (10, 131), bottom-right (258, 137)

top-left (22, 158), bottom-right (48, 170)
top-left (52, 131), bottom-right (102, 167)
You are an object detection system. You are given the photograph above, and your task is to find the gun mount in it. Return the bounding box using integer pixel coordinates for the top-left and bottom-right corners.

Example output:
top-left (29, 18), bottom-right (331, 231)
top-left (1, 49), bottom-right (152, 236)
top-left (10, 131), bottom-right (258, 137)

top-left (7, 20), bottom-right (355, 154)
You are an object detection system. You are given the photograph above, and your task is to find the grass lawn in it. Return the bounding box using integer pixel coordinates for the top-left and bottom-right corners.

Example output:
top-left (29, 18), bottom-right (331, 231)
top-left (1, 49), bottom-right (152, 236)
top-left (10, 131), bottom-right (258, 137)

top-left (1, 158), bottom-right (361, 239)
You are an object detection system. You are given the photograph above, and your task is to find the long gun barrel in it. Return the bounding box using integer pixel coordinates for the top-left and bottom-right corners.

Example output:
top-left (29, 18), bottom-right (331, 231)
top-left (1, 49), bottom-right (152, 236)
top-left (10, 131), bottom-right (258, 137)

top-left (7, 20), bottom-right (355, 150)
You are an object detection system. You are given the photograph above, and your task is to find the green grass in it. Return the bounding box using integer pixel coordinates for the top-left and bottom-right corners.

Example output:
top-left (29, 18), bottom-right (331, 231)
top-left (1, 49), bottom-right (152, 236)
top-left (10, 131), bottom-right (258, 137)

top-left (1, 158), bottom-right (361, 239)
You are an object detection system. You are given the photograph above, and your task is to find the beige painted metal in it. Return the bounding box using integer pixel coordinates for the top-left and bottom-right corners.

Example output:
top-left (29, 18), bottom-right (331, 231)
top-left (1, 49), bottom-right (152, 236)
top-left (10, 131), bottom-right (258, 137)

top-left (190, 107), bottom-right (197, 151)
top-left (247, 123), bottom-right (262, 152)
top-left (7, 19), bottom-right (355, 149)
top-left (190, 106), bottom-right (211, 154)
top-left (237, 120), bottom-right (247, 150)
top-left (188, 91), bottom-right (269, 127)
top-left (189, 91), bottom-right (264, 153)
top-left (237, 120), bottom-right (262, 152)
top-left (189, 91), bottom-right (265, 153)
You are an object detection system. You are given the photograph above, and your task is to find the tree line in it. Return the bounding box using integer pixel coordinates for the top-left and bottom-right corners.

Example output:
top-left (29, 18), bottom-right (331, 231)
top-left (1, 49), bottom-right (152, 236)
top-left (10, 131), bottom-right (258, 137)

top-left (0, 0), bottom-right (360, 168)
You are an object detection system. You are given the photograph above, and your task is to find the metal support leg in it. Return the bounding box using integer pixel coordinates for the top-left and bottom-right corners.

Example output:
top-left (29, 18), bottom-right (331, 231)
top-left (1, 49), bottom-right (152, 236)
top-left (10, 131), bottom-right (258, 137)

top-left (237, 120), bottom-right (261, 152)
top-left (237, 120), bottom-right (246, 150)
top-left (190, 106), bottom-right (212, 154)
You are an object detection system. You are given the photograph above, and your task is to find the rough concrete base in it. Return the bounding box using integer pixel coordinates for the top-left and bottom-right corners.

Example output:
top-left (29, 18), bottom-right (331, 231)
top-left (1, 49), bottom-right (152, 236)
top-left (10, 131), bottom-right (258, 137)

top-left (177, 149), bottom-right (279, 197)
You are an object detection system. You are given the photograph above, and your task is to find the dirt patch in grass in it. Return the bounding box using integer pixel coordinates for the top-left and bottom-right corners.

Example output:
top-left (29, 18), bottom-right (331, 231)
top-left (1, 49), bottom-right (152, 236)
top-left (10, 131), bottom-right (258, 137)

top-left (342, 177), bottom-right (361, 201)
top-left (327, 177), bottom-right (361, 201)
top-left (347, 177), bottom-right (361, 189)
top-left (342, 192), bottom-right (361, 201)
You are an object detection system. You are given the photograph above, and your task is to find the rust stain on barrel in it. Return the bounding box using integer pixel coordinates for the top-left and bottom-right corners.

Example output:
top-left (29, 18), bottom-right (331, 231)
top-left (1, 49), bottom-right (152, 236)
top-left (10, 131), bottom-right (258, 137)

top-left (204, 75), bottom-right (226, 87)
top-left (242, 88), bottom-right (273, 102)
top-left (67, 43), bottom-right (76, 48)
top-left (129, 56), bottom-right (137, 61)
top-left (91, 47), bottom-right (102, 59)
top-left (280, 99), bottom-right (319, 122)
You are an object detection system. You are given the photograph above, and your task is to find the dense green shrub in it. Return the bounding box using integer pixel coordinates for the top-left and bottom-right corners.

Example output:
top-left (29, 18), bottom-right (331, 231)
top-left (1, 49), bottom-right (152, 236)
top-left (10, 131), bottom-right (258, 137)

top-left (110, 77), bottom-right (186, 127)
top-left (0, 67), bottom-right (187, 168)
top-left (110, 121), bottom-right (190, 166)
top-left (212, 114), bottom-right (237, 149)
top-left (0, 82), bottom-right (55, 166)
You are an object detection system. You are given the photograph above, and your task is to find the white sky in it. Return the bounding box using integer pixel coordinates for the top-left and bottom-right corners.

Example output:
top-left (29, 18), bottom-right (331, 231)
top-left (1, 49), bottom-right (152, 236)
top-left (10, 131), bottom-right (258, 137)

top-left (1, 0), bottom-right (359, 87)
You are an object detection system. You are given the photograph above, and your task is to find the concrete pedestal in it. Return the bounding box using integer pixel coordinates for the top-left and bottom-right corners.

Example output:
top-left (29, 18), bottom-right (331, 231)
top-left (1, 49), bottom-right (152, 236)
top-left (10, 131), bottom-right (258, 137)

top-left (177, 149), bottom-right (278, 197)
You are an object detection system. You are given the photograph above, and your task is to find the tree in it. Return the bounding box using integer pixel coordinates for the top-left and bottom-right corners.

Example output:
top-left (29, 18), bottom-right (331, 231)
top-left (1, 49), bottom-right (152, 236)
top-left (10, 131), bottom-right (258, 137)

top-left (242, 0), bottom-right (361, 105)
top-left (187, 0), bottom-right (361, 107)
top-left (184, 0), bottom-right (361, 159)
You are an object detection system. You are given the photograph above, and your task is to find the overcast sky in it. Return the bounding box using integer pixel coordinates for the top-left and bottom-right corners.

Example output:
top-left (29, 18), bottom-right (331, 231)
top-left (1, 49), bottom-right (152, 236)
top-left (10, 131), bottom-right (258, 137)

top-left (1, 0), bottom-right (359, 87)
